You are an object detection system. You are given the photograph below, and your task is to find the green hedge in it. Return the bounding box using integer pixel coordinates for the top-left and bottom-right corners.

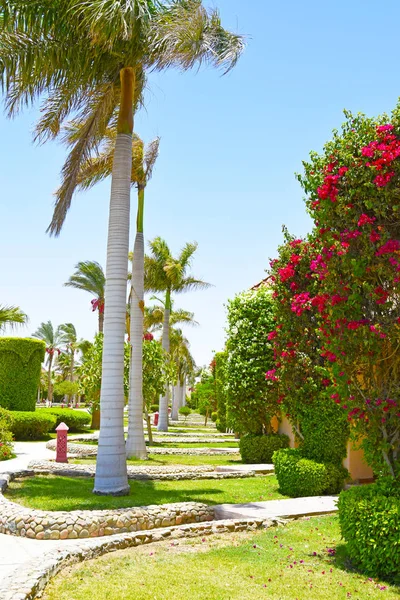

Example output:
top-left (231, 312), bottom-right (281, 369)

top-left (338, 480), bottom-right (400, 579)
top-left (240, 433), bottom-right (289, 464)
top-left (37, 408), bottom-right (91, 432)
top-left (0, 338), bottom-right (45, 411)
top-left (273, 448), bottom-right (348, 497)
top-left (9, 411), bottom-right (57, 440)
top-left (0, 407), bottom-right (14, 460)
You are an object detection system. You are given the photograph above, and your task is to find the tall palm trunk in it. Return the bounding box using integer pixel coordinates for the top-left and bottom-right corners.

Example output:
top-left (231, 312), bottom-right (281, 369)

top-left (47, 354), bottom-right (53, 405)
top-left (99, 311), bottom-right (104, 334)
top-left (171, 383), bottom-right (180, 421)
top-left (70, 348), bottom-right (75, 406)
top-left (181, 379), bottom-right (186, 407)
top-left (94, 67), bottom-right (135, 496)
top-left (126, 185), bottom-right (147, 459)
top-left (158, 290), bottom-right (171, 432)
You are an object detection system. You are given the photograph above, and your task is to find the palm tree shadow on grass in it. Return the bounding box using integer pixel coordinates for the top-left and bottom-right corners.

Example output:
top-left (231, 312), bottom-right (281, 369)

top-left (7, 476), bottom-right (227, 512)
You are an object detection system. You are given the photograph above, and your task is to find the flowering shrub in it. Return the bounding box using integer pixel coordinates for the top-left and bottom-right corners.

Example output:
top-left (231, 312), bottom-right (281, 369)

top-left (268, 233), bottom-right (349, 467)
top-left (297, 109), bottom-right (400, 478)
top-left (268, 108), bottom-right (400, 479)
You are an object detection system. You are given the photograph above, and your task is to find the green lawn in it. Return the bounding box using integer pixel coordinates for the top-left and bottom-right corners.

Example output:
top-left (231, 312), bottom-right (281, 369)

top-left (41, 516), bottom-right (400, 600)
top-left (73, 455), bottom-right (243, 467)
top-left (73, 440), bottom-right (239, 449)
top-left (6, 475), bottom-right (285, 511)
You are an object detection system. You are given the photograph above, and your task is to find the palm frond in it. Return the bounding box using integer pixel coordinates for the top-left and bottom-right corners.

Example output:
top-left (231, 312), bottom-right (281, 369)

top-left (32, 320), bottom-right (55, 345)
top-left (174, 276), bottom-right (212, 294)
top-left (64, 261), bottom-right (105, 298)
top-left (148, 0), bottom-right (245, 75)
top-left (179, 241), bottom-right (198, 269)
top-left (0, 304), bottom-right (28, 332)
top-left (47, 83), bottom-right (118, 236)
top-left (144, 137), bottom-right (160, 183)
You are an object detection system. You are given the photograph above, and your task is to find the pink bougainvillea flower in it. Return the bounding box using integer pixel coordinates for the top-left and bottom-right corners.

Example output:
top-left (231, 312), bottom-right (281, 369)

top-left (358, 213), bottom-right (376, 227)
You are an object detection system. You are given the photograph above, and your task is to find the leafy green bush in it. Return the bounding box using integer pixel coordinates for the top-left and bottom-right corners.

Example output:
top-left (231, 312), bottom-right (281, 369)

top-left (53, 381), bottom-right (79, 398)
top-left (37, 408), bottom-right (90, 432)
top-left (179, 406), bottom-right (191, 416)
top-left (0, 407), bottom-right (14, 460)
top-left (0, 338), bottom-right (45, 411)
top-left (150, 404), bottom-right (159, 413)
top-left (338, 481), bottom-right (400, 579)
top-left (273, 448), bottom-right (348, 497)
top-left (9, 411), bottom-right (57, 440)
top-left (240, 433), bottom-right (289, 464)
top-left (211, 411), bottom-right (218, 423)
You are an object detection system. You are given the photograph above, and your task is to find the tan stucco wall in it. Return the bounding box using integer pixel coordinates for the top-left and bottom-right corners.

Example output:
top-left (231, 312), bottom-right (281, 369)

top-left (343, 440), bottom-right (374, 482)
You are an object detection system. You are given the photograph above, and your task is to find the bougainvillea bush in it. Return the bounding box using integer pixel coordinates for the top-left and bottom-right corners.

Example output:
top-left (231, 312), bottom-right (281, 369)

top-left (269, 107), bottom-right (400, 480)
top-left (225, 286), bottom-right (278, 434)
top-left (268, 233), bottom-right (349, 468)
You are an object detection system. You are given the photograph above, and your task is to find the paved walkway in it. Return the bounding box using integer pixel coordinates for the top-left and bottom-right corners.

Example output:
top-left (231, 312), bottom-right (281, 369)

top-left (214, 495), bottom-right (338, 520)
top-left (1, 441), bottom-right (54, 473)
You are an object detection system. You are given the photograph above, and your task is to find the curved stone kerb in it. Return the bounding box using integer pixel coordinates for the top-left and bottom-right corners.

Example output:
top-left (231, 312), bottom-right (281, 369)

top-left (0, 474), bottom-right (214, 541)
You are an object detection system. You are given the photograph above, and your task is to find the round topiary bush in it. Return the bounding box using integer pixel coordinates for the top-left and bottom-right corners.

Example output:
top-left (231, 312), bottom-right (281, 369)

top-left (240, 433), bottom-right (289, 464)
top-left (9, 411), bottom-right (57, 440)
top-left (273, 448), bottom-right (348, 497)
top-left (338, 480), bottom-right (400, 579)
top-left (0, 338), bottom-right (45, 411)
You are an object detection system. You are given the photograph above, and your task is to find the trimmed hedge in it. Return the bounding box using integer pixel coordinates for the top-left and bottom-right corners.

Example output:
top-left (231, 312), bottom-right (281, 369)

top-left (240, 433), bottom-right (289, 464)
top-left (9, 411), bottom-right (57, 440)
top-left (0, 407), bottom-right (14, 460)
top-left (37, 408), bottom-right (90, 432)
top-left (338, 480), bottom-right (400, 579)
top-left (273, 448), bottom-right (348, 497)
top-left (0, 338), bottom-right (45, 411)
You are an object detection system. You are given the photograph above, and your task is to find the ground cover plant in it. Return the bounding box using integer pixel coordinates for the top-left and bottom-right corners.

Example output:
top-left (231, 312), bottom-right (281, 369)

top-left (41, 516), bottom-right (399, 600)
top-left (5, 475), bottom-right (285, 511)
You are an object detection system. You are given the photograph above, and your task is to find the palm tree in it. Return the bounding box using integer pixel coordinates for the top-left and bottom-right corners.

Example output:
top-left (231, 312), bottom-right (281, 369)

top-left (65, 262), bottom-right (106, 333)
top-left (0, 305), bottom-right (28, 332)
top-left (70, 129), bottom-right (160, 459)
top-left (169, 328), bottom-right (195, 420)
top-left (145, 238), bottom-right (210, 431)
top-left (32, 321), bottom-right (62, 405)
top-left (144, 303), bottom-right (198, 333)
top-left (58, 323), bottom-right (80, 404)
top-left (1, 0), bottom-right (244, 495)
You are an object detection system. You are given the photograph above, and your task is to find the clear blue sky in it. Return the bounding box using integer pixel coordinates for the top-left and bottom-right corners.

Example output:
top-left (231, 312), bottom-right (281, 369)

top-left (1, 0), bottom-right (400, 366)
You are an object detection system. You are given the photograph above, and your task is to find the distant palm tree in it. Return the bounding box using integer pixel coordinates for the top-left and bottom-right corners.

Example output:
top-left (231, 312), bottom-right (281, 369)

top-left (144, 303), bottom-right (198, 333)
top-left (0, 305), bottom-right (28, 332)
top-left (145, 238), bottom-right (210, 431)
top-left (65, 262), bottom-right (105, 333)
top-left (32, 321), bottom-right (62, 405)
top-left (170, 328), bottom-right (196, 420)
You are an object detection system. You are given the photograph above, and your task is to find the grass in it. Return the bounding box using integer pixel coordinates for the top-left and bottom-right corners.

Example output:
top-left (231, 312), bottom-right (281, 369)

top-left (5, 474), bottom-right (285, 511)
top-left (73, 440), bottom-right (239, 449)
top-left (41, 516), bottom-right (400, 600)
top-left (73, 455), bottom-right (243, 467)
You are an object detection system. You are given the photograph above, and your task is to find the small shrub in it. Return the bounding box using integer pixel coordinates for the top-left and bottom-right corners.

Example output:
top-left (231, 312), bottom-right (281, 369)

top-left (37, 408), bottom-right (90, 432)
top-left (211, 411), bottom-right (218, 423)
top-left (10, 411), bottom-right (57, 440)
top-left (150, 404), bottom-right (159, 413)
top-left (240, 433), bottom-right (289, 464)
top-left (0, 407), bottom-right (14, 460)
top-left (179, 406), bottom-right (191, 424)
top-left (273, 448), bottom-right (348, 497)
top-left (338, 481), bottom-right (400, 579)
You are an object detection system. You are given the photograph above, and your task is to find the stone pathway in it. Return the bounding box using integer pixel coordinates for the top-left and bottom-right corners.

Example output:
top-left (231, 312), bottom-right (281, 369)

top-left (214, 495), bottom-right (338, 521)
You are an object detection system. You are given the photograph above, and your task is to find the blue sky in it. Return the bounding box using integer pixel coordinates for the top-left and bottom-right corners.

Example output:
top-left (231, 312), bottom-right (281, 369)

top-left (1, 0), bottom-right (400, 366)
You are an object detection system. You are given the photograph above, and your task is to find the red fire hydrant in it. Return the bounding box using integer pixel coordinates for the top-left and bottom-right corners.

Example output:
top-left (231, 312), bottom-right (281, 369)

top-left (153, 412), bottom-right (159, 426)
top-left (56, 422), bottom-right (69, 463)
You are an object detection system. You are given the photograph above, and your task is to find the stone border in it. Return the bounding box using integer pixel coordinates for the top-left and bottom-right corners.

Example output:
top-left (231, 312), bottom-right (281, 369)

top-left (28, 460), bottom-right (254, 481)
top-left (0, 471), bottom-right (214, 541)
top-left (0, 516), bottom-right (281, 600)
top-left (46, 439), bottom-right (240, 457)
